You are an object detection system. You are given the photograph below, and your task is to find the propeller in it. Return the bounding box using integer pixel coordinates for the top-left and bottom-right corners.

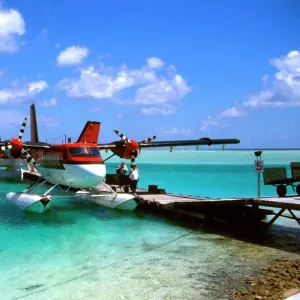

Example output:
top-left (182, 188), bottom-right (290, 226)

top-left (112, 130), bottom-right (156, 170)
top-left (0, 118), bottom-right (40, 170)
top-left (0, 118), bottom-right (27, 158)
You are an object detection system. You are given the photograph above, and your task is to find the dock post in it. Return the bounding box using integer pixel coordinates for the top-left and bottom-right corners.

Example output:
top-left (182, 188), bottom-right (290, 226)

top-left (254, 151), bottom-right (264, 199)
top-left (258, 173), bottom-right (260, 198)
top-left (251, 151), bottom-right (264, 235)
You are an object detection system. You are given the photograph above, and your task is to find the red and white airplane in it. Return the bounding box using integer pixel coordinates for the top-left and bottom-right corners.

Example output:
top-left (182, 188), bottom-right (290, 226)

top-left (2, 119), bottom-right (140, 213)
top-left (1, 104), bottom-right (240, 214)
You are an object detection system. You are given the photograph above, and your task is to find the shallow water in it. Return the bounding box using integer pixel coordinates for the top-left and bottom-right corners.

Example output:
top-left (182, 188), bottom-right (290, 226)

top-left (0, 150), bottom-right (299, 299)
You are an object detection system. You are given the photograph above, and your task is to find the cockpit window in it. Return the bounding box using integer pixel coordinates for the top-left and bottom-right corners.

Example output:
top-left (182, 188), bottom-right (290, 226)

top-left (68, 147), bottom-right (101, 157)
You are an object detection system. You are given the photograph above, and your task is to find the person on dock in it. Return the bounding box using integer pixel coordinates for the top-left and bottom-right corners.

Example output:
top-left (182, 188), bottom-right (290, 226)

top-left (129, 163), bottom-right (139, 194)
top-left (116, 161), bottom-right (128, 175)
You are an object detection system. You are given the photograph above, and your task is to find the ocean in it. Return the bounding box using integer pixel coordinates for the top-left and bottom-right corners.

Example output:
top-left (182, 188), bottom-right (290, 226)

top-left (0, 150), bottom-right (299, 300)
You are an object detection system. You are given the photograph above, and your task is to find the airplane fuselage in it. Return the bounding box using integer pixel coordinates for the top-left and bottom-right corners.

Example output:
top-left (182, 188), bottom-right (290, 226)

top-left (36, 143), bottom-right (106, 188)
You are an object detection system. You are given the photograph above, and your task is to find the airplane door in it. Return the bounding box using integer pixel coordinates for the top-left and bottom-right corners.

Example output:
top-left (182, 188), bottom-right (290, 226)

top-left (63, 149), bottom-right (68, 160)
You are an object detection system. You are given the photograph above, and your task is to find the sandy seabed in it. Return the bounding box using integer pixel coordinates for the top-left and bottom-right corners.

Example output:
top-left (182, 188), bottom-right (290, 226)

top-left (230, 259), bottom-right (300, 299)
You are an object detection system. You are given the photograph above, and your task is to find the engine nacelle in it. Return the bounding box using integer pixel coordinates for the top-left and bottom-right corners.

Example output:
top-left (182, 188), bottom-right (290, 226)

top-left (110, 140), bottom-right (140, 159)
top-left (6, 138), bottom-right (24, 159)
top-left (6, 192), bottom-right (52, 213)
top-left (123, 140), bottom-right (139, 159)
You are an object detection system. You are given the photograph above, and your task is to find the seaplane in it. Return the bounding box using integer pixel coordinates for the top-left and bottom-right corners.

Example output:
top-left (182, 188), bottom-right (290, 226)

top-left (1, 119), bottom-right (143, 213)
top-left (0, 104), bottom-right (241, 214)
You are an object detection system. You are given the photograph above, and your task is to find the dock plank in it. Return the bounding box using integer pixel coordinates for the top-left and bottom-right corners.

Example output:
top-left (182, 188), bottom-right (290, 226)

top-left (255, 197), bottom-right (300, 210)
top-left (139, 192), bottom-right (300, 211)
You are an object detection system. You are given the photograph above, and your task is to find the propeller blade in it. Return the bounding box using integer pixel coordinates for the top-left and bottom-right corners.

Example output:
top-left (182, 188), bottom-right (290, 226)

top-left (138, 135), bottom-right (157, 154)
top-left (0, 144), bottom-right (13, 151)
top-left (114, 130), bottom-right (131, 144)
top-left (21, 148), bottom-right (38, 166)
top-left (129, 150), bottom-right (138, 171)
top-left (139, 135), bottom-right (157, 144)
top-left (18, 117), bottom-right (27, 141)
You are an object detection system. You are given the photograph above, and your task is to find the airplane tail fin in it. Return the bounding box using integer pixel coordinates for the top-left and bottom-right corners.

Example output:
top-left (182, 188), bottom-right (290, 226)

top-left (77, 121), bottom-right (101, 144)
top-left (30, 102), bottom-right (39, 143)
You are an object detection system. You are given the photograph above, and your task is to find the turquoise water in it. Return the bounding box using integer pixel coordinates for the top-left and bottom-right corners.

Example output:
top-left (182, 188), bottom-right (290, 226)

top-left (105, 150), bottom-right (300, 198)
top-left (0, 150), bottom-right (300, 300)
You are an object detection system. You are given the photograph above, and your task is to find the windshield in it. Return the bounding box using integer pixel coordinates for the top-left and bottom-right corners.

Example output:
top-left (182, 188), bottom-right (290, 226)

top-left (68, 146), bottom-right (101, 157)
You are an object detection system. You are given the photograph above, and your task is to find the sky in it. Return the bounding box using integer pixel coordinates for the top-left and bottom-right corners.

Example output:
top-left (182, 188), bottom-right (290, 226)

top-left (0, 0), bottom-right (299, 148)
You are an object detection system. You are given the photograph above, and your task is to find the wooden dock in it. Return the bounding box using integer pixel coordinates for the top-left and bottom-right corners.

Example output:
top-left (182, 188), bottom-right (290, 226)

top-left (132, 188), bottom-right (300, 236)
top-left (139, 192), bottom-right (300, 210)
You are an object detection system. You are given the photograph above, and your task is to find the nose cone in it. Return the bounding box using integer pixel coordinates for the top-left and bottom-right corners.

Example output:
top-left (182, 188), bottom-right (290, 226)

top-left (69, 164), bottom-right (106, 188)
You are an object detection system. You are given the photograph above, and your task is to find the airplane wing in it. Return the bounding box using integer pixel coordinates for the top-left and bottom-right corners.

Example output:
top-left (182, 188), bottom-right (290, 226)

top-left (0, 140), bottom-right (11, 147)
top-left (0, 141), bottom-right (51, 152)
top-left (139, 138), bottom-right (240, 148)
top-left (97, 137), bottom-right (240, 150)
top-left (97, 143), bottom-right (118, 150)
top-left (22, 142), bottom-right (52, 150)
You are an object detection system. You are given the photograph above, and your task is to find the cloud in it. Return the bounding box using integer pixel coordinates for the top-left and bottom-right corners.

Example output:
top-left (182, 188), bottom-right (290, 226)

top-left (36, 28), bottom-right (48, 41)
top-left (0, 80), bottom-right (48, 105)
top-left (200, 116), bottom-right (220, 132)
top-left (38, 116), bottom-right (54, 123)
top-left (92, 107), bottom-right (101, 112)
top-left (220, 107), bottom-right (245, 117)
top-left (37, 115), bottom-right (63, 129)
top-left (0, 109), bottom-right (26, 128)
top-left (116, 113), bottom-right (125, 119)
top-left (200, 49), bottom-right (300, 131)
top-left (262, 74), bottom-right (269, 85)
top-left (56, 45), bottom-right (89, 66)
top-left (140, 104), bottom-right (177, 115)
top-left (200, 106), bottom-right (244, 132)
top-left (58, 57), bottom-right (191, 115)
top-left (159, 127), bottom-right (193, 136)
top-left (135, 74), bottom-right (190, 106)
top-left (0, 8), bottom-right (25, 52)
top-left (146, 57), bottom-right (164, 69)
top-left (58, 66), bottom-right (146, 98)
top-left (42, 98), bottom-right (56, 107)
top-left (244, 50), bottom-right (300, 108)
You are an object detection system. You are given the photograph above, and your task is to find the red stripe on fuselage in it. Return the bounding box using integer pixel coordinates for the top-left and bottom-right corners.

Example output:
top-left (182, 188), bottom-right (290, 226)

top-left (38, 143), bottom-right (104, 167)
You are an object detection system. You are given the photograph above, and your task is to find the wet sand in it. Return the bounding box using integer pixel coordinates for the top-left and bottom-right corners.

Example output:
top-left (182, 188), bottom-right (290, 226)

top-left (229, 259), bottom-right (300, 299)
